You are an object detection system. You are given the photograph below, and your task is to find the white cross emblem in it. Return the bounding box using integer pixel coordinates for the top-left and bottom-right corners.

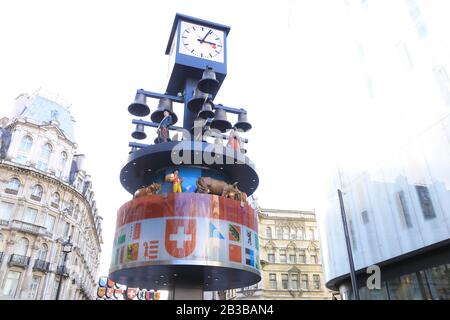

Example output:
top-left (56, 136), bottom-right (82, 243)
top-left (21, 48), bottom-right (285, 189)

top-left (170, 226), bottom-right (192, 249)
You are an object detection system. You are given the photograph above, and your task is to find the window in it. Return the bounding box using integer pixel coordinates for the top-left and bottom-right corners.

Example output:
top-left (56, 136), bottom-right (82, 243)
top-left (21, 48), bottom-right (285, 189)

top-left (0, 233), bottom-right (4, 251)
top-left (63, 222), bottom-right (70, 237)
top-left (52, 278), bottom-right (60, 299)
top-left (276, 228), bottom-right (282, 239)
top-left (23, 207), bottom-right (38, 224)
top-left (45, 215), bottom-right (56, 232)
top-left (36, 143), bottom-right (52, 171)
top-left (2, 271), bottom-right (21, 297)
top-left (29, 276), bottom-right (41, 300)
top-left (51, 192), bottom-right (60, 209)
top-left (299, 250), bottom-right (306, 264)
top-left (74, 205), bottom-right (80, 220)
top-left (279, 250), bottom-right (287, 263)
top-left (30, 185), bottom-right (43, 201)
top-left (283, 227), bottom-right (289, 240)
top-left (269, 273), bottom-right (277, 289)
top-left (297, 228), bottom-right (304, 240)
top-left (291, 274), bottom-right (299, 290)
top-left (416, 185), bottom-right (436, 219)
top-left (6, 178), bottom-right (20, 194)
top-left (67, 201), bottom-right (74, 216)
top-left (313, 275), bottom-right (321, 289)
top-left (38, 243), bottom-right (48, 260)
top-left (15, 237), bottom-right (29, 256)
top-left (266, 227), bottom-right (272, 239)
top-left (310, 253), bottom-right (318, 264)
top-left (306, 229), bottom-right (314, 240)
top-left (289, 254), bottom-right (296, 263)
top-left (301, 274), bottom-right (309, 290)
top-left (282, 274), bottom-right (289, 289)
top-left (396, 190), bottom-right (413, 228)
top-left (290, 228), bottom-right (296, 239)
top-left (268, 253), bottom-right (275, 263)
top-left (19, 136), bottom-right (33, 152)
top-left (57, 152), bottom-right (68, 177)
top-left (361, 210), bottom-right (369, 224)
top-left (0, 202), bottom-right (14, 221)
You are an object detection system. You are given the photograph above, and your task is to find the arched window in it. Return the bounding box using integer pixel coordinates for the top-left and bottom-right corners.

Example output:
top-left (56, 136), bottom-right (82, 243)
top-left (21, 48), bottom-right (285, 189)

top-left (30, 184), bottom-right (43, 201)
top-left (51, 192), bottom-right (60, 208)
top-left (19, 136), bottom-right (33, 152)
top-left (276, 228), bottom-right (282, 239)
top-left (67, 201), bottom-right (74, 216)
top-left (266, 226), bottom-right (273, 239)
top-left (36, 143), bottom-right (52, 171)
top-left (6, 178), bottom-right (20, 195)
top-left (290, 227), bottom-right (297, 240)
top-left (15, 238), bottom-right (29, 256)
top-left (38, 243), bottom-right (48, 260)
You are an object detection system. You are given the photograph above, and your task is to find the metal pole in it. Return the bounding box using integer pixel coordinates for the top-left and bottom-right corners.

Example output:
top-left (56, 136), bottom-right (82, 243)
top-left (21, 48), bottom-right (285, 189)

top-left (337, 189), bottom-right (360, 300)
top-left (55, 250), bottom-right (68, 300)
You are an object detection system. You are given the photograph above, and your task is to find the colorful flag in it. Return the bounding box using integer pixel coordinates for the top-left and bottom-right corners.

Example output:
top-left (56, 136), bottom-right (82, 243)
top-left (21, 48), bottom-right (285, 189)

top-left (127, 288), bottom-right (138, 300)
top-left (114, 288), bottom-right (125, 299)
top-left (131, 223), bottom-right (141, 240)
top-left (209, 222), bottom-right (224, 239)
top-left (126, 243), bottom-right (139, 261)
top-left (246, 229), bottom-right (252, 246)
top-left (229, 244), bottom-right (242, 263)
top-left (106, 287), bottom-right (115, 298)
top-left (117, 231), bottom-right (126, 245)
top-left (165, 219), bottom-right (196, 258)
top-left (137, 290), bottom-right (147, 300)
top-left (245, 248), bottom-right (255, 267)
top-left (228, 224), bottom-right (241, 242)
top-left (107, 278), bottom-right (115, 288)
top-left (254, 232), bottom-right (259, 249)
top-left (97, 287), bottom-right (106, 298)
top-left (98, 277), bottom-right (107, 287)
top-left (119, 247), bottom-right (125, 264)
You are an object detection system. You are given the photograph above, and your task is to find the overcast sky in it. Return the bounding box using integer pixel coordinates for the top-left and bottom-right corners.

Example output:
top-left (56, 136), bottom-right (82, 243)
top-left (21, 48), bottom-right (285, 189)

top-left (1, 0), bottom-right (449, 279)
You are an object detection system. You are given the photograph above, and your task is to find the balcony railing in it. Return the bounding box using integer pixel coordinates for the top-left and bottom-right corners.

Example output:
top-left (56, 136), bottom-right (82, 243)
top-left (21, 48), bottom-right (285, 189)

top-left (33, 259), bottom-right (50, 272)
top-left (56, 266), bottom-right (69, 277)
top-left (8, 254), bottom-right (30, 267)
top-left (11, 220), bottom-right (52, 238)
top-left (0, 219), bottom-right (9, 226)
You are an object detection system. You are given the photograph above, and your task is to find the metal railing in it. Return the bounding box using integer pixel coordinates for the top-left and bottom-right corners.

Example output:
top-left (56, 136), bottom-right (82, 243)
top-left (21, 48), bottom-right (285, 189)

top-left (33, 259), bottom-right (50, 272)
top-left (8, 254), bottom-right (30, 267)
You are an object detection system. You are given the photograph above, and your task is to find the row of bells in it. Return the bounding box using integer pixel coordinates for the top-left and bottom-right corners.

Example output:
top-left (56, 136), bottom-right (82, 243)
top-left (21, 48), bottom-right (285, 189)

top-left (129, 67), bottom-right (251, 140)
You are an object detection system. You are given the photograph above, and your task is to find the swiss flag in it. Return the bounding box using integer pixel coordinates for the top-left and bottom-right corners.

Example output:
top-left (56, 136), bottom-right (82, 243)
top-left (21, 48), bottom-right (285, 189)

top-left (165, 219), bottom-right (196, 258)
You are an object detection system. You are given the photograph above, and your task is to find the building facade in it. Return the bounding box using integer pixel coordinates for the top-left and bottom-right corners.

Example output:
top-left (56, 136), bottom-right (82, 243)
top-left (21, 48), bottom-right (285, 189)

top-left (317, 1), bottom-right (450, 300)
top-left (0, 91), bottom-right (103, 300)
top-left (206, 207), bottom-right (334, 300)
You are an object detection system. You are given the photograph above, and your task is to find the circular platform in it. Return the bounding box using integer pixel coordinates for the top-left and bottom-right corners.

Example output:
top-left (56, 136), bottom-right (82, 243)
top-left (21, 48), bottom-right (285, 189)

top-left (120, 141), bottom-right (259, 196)
top-left (108, 193), bottom-right (261, 291)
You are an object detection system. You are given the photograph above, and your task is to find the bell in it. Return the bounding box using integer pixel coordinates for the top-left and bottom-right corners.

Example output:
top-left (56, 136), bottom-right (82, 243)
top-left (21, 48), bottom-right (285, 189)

top-left (210, 108), bottom-right (232, 133)
top-left (150, 97), bottom-right (178, 125)
top-left (187, 88), bottom-right (209, 113)
top-left (131, 123), bottom-right (146, 140)
top-left (128, 92), bottom-right (150, 117)
top-left (234, 112), bottom-right (252, 132)
top-left (197, 66), bottom-right (220, 94)
top-left (198, 100), bottom-right (215, 120)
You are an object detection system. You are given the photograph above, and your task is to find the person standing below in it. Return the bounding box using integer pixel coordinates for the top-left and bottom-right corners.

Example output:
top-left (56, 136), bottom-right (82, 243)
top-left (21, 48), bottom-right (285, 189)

top-left (157, 110), bottom-right (173, 143)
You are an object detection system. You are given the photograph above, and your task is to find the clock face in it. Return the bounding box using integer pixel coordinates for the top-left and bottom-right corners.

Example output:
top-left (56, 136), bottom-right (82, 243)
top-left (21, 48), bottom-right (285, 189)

top-left (178, 21), bottom-right (225, 63)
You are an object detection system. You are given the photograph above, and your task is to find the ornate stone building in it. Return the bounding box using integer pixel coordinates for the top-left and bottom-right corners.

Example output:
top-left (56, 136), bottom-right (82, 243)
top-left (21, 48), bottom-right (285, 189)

top-left (0, 91), bottom-right (103, 300)
top-left (235, 207), bottom-right (333, 300)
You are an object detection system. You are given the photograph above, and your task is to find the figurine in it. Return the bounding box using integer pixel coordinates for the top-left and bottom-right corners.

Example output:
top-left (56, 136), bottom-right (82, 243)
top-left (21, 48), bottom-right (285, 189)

top-left (196, 177), bottom-right (247, 204)
top-left (133, 183), bottom-right (161, 199)
top-left (227, 128), bottom-right (241, 151)
top-left (166, 169), bottom-right (183, 193)
top-left (156, 110), bottom-right (173, 143)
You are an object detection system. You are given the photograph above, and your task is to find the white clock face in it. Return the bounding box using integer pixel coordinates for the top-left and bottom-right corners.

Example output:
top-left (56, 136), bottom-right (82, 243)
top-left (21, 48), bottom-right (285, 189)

top-left (178, 21), bottom-right (225, 63)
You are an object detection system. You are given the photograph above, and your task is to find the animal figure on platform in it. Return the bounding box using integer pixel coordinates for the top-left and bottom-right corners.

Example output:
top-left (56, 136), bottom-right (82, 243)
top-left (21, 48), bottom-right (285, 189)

top-left (196, 177), bottom-right (247, 203)
top-left (133, 183), bottom-right (161, 199)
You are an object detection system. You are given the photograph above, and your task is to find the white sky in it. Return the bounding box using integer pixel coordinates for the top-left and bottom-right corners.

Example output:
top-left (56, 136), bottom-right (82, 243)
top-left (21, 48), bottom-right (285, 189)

top-left (1, 0), bottom-right (449, 280)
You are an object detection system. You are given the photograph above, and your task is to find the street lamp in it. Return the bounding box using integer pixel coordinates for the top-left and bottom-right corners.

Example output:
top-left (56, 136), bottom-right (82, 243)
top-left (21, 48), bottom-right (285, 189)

top-left (55, 236), bottom-right (73, 300)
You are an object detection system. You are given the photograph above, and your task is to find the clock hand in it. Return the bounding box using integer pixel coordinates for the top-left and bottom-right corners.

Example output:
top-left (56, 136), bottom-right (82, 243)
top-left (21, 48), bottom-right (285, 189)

top-left (199, 29), bottom-right (212, 43)
top-left (196, 39), bottom-right (217, 46)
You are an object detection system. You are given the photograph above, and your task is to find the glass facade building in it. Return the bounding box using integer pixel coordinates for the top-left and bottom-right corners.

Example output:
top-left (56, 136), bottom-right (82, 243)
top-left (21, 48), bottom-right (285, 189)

top-left (318, 0), bottom-right (450, 300)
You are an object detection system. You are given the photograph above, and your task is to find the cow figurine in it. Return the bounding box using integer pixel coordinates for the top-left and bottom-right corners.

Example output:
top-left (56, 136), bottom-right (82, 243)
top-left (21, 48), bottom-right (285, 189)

top-left (133, 183), bottom-right (161, 199)
top-left (196, 177), bottom-right (247, 205)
